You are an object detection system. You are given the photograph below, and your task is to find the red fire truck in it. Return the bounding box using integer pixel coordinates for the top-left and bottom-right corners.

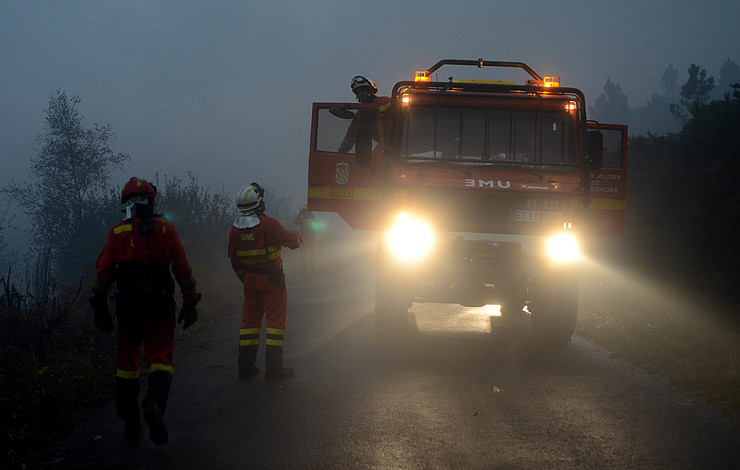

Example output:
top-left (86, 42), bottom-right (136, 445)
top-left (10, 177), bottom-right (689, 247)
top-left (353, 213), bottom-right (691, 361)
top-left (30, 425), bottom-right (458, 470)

top-left (307, 59), bottom-right (627, 345)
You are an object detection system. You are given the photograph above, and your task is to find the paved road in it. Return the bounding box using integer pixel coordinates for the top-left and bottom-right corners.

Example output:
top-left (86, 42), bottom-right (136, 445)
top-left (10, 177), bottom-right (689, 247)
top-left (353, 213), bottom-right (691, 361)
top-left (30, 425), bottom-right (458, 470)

top-left (43, 248), bottom-right (739, 469)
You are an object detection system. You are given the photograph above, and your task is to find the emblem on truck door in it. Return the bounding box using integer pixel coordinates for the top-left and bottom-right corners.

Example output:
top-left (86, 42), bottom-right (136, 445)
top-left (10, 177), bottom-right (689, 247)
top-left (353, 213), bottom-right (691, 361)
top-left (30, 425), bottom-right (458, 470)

top-left (335, 162), bottom-right (349, 185)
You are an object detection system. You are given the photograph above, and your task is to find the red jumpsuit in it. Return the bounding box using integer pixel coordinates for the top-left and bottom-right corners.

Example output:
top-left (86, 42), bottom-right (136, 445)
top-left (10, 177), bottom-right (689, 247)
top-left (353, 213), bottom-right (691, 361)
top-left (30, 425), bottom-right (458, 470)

top-left (93, 215), bottom-right (196, 421)
top-left (338, 96), bottom-right (391, 153)
top-left (228, 215), bottom-right (302, 377)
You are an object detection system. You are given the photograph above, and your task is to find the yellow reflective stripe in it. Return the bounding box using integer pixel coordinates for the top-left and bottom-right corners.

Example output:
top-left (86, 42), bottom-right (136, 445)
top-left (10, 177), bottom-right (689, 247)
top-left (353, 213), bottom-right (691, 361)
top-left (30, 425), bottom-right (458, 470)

top-left (150, 364), bottom-right (174, 375)
top-left (117, 369), bottom-right (140, 379)
top-left (590, 199), bottom-right (626, 210)
top-left (237, 249), bottom-right (268, 256)
top-left (379, 102), bottom-right (390, 112)
top-left (236, 246), bottom-right (281, 257)
top-left (179, 275), bottom-right (196, 289)
top-left (162, 225), bottom-right (167, 234)
top-left (307, 186), bottom-right (380, 201)
top-left (236, 245), bottom-right (282, 266)
top-left (265, 328), bottom-right (285, 346)
top-left (240, 327), bottom-right (260, 346)
top-left (91, 281), bottom-right (108, 293)
top-left (114, 224), bottom-right (133, 235)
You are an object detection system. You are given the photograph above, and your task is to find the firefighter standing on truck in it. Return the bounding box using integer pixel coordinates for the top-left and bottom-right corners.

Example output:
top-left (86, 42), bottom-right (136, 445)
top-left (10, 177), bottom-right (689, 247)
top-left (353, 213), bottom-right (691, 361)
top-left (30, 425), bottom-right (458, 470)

top-left (228, 182), bottom-right (302, 381)
top-left (89, 176), bottom-right (201, 444)
top-left (338, 75), bottom-right (391, 154)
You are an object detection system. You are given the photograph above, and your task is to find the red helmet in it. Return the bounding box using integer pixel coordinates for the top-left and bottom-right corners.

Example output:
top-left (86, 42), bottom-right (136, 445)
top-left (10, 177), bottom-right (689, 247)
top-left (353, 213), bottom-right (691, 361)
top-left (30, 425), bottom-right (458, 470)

top-left (121, 177), bottom-right (156, 203)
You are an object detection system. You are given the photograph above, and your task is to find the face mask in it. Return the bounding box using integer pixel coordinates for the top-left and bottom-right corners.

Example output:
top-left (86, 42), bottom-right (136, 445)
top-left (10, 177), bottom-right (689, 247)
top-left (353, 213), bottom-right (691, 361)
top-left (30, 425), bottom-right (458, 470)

top-left (121, 197), bottom-right (150, 220)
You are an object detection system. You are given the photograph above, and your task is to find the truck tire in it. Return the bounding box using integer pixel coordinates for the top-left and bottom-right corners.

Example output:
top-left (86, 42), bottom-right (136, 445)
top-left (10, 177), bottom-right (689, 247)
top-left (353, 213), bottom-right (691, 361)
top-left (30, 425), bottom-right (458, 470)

top-left (528, 274), bottom-right (578, 347)
top-left (375, 295), bottom-right (408, 339)
top-left (375, 247), bottom-right (410, 340)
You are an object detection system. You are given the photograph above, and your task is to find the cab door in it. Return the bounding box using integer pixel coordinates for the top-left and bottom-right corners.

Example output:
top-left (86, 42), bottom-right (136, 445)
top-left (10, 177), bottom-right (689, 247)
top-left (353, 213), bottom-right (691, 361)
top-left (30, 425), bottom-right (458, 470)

top-left (307, 102), bottom-right (386, 230)
top-left (588, 123), bottom-right (628, 236)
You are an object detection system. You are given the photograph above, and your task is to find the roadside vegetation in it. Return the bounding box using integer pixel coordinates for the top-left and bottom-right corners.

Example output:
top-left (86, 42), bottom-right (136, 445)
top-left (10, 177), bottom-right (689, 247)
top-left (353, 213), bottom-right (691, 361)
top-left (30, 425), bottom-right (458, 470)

top-left (0, 91), bottom-right (296, 469)
top-left (581, 76), bottom-right (740, 417)
top-left (578, 261), bottom-right (740, 417)
top-left (1, 68), bottom-right (739, 467)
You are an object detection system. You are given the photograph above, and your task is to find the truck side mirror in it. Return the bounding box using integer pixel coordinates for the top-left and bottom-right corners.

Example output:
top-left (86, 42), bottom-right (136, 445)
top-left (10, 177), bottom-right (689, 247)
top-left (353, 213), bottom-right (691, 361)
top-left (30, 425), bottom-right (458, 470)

top-left (355, 125), bottom-right (372, 168)
top-left (586, 130), bottom-right (603, 169)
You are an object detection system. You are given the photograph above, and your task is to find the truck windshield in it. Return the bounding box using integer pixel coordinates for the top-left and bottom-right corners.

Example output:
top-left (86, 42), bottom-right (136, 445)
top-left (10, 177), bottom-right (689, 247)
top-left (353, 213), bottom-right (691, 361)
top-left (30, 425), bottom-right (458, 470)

top-left (398, 100), bottom-right (578, 167)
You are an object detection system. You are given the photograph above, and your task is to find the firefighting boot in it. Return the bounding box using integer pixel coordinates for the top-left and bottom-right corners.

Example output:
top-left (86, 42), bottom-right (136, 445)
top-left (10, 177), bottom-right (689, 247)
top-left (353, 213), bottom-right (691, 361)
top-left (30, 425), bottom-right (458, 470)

top-left (115, 377), bottom-right (143, 441)
top-left (238, 344), bottom-right (260, 379)
top-left (264, 345), bottom-right (294, 382)
top-left (142, 370), bottom-right (172, 444)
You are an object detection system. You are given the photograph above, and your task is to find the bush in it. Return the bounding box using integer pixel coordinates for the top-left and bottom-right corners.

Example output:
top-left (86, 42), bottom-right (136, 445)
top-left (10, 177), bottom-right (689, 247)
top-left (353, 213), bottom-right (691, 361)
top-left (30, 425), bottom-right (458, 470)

top-left (0, 268), bottom-right (113, 469)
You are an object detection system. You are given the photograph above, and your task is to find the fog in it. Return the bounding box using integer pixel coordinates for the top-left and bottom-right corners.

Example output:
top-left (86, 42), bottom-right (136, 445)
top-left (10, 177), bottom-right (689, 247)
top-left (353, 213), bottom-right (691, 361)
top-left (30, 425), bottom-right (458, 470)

top-left (2, 0), bottom-right (738, 209)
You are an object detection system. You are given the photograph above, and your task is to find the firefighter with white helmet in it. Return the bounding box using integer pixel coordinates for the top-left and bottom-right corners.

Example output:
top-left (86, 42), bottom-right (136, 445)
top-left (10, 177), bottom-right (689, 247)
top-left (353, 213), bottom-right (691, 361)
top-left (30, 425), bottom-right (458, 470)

top-left (228, 183), bottom-right (302, 381)
top-left (90, 176), bottom-right (200, 443)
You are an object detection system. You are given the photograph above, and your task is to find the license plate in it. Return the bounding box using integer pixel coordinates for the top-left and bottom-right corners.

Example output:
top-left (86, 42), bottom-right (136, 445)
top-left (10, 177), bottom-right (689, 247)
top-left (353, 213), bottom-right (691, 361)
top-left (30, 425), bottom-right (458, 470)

top-left (514, 210), bottom-right (562, 223)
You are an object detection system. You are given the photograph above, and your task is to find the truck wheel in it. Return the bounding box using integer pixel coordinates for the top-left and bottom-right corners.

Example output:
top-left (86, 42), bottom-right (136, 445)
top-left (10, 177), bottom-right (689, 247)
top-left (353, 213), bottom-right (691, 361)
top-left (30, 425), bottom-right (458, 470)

top-left (374, 270), bottom-right (410, 340)
top-left (374, 241), bottom-right (412, 340)
top-left (529, 280), bottom-right (578, 347)
top-left (491, 299), bottom-right (523, 332)
top-left (375, 295), bottom-right (408, 339)
top-left (499, 287), bottom-right (526, 322)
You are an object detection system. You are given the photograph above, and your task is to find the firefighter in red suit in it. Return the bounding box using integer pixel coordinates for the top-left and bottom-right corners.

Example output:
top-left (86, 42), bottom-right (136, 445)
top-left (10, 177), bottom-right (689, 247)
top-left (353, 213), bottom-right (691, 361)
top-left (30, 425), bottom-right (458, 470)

top-left (89, 177), bottom-right (200, 444)
top-left (338, 75), bottom-right (391, 155)
top-left (228, 182), bottom-right (302, 381)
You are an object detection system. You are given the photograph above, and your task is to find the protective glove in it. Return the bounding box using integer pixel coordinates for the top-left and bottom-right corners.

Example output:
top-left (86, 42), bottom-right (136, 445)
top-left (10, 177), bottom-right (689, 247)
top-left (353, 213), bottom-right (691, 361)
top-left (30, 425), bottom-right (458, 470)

top-left (89, 293), bottom-right (114, 333)
top-left (178, 293), bottom-right (201, 330)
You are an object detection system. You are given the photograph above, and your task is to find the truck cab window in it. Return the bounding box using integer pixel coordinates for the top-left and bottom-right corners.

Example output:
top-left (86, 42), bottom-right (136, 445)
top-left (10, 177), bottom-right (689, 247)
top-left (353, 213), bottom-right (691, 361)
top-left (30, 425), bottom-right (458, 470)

top-left (399, 102), bottom-right (576, 167)
top-left (316, 107), bottom-right (380, 154)
top-left (600, 128), bottom-right (624, 168)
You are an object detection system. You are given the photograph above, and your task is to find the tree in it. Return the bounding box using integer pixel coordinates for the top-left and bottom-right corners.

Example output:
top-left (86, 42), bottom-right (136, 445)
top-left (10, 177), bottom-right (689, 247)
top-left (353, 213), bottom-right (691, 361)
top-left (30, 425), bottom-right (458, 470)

top-left (660, 64), bottom-right (679, 105)
top-left (629, 84), bottom-right (740, 304)
top-left (588, 79), bottom-right (630, 124)
top-left (630, 91), bottom-right (681, 136)
top-left (714, 58), bottom-right (740, 100)
top-left (0, 206), bottom-right (8, 268)
top-left (671, 64), bottom-right (715, 122)
top-left (2, 90), bottom-right (129, 282)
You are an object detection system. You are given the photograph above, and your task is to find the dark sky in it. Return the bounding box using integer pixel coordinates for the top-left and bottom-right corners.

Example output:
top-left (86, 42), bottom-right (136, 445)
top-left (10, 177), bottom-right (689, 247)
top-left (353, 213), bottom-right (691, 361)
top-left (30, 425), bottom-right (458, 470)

top-left (2, 0), bottom-right (739, 206)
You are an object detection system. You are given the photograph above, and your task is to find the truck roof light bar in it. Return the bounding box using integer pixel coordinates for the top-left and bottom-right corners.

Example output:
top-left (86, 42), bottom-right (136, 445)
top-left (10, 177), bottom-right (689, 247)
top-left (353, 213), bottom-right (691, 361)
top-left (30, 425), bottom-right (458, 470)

top-left (422, 58), bottom-right (544, 82)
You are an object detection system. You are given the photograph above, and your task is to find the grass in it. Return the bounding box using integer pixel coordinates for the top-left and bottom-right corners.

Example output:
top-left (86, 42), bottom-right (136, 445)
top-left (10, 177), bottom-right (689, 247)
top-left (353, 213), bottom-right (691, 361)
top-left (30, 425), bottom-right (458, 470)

top-left (577, 260), bottom-right (740, 417)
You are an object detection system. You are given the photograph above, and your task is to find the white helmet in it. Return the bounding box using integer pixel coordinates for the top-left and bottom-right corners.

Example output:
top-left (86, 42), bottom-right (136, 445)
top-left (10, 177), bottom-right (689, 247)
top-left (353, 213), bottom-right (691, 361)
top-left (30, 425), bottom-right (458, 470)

top-left (236, 183), bottom-right (264, 212)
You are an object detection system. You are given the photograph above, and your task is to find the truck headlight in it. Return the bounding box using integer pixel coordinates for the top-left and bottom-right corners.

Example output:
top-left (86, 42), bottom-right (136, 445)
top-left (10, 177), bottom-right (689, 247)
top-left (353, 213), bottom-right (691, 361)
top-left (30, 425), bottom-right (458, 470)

top-left (385, 213), bottom-right (434, 263)
top-left (546, 232), bottom-right (580, 263)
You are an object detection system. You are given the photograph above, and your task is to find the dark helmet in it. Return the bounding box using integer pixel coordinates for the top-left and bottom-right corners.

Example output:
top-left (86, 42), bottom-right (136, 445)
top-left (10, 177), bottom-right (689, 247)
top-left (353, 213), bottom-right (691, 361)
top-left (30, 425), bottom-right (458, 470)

top-left (351, 75), bottom-right (378, 94)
